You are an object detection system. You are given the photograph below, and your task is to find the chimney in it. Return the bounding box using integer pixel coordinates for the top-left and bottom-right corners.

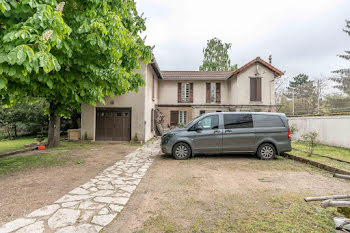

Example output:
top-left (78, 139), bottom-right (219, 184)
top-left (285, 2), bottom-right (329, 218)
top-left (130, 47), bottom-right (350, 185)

top-left (269, 55), bottom-right (272, 64)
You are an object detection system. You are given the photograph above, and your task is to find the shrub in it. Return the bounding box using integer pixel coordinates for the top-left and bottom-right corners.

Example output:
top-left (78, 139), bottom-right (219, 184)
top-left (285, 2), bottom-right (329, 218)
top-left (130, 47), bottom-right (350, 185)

top-left (177, 123), bottom-right (185, 128)
top-left (133, 133), bottom-right (139, 142)
top-left (290, 125), bottom-right (297, 136)
top-left (301, 132), bottom-right (318, 156)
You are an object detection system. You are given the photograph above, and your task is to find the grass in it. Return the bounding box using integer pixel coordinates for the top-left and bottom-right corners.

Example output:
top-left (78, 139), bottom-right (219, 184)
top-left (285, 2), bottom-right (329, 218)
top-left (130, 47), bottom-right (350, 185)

top-left (137, 194), bottom-right (338, 233)
top-left (0, 152), bottom-right (84, 174)
top-left (0, 137), bottom-right (39, 154)
top-left (291, 141), bottom-right (350, 171)
top-left (292, 141), bottom-right (350, 162)
top-left (48, 140), bottom-right (95, 151)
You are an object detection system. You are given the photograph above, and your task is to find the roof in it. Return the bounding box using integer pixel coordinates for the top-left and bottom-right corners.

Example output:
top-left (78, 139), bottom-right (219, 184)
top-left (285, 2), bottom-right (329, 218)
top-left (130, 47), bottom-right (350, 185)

top-left (161, 57), bottom-right (284, 81)
top-left (151, 56), bottom-right (163, 79)
top-left (161, 71), bottom-right (233, 81)
top-left (229, 57), bottom-right (284, 78)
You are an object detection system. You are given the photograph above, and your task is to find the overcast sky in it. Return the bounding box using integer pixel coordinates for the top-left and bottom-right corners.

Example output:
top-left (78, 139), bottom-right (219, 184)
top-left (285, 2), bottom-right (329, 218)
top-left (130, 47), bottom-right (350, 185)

top-left (137, 0), bottom-right (350, 79)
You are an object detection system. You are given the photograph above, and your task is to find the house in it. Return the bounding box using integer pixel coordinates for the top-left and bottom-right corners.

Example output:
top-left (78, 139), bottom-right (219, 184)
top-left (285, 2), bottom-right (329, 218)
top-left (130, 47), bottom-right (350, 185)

top-left (81, 57), bottom-right (284, 142)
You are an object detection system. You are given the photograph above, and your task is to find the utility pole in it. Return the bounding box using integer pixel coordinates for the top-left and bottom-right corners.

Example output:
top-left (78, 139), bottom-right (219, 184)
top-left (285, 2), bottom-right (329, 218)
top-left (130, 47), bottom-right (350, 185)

top-left (317, 79), bottom-right (320, 114)
top-left (292, 88), bottom-right (295, 116)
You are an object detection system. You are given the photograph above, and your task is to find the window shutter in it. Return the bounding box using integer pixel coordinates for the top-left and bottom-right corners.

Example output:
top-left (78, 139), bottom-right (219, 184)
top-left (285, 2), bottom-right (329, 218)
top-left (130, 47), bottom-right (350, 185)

top-left (257, 78), bottom-right (262, 101)
top-left (170, 111), bottom-right (179, 126)
top-left (178, 83), bottom-right (181, 103)
top-left (216, 83), bottom-right (221, 103)
top-left (250, 78), bottom-right (256, 101)
top-left (189, 83), bottom-right (193, 103)
top-left (206, 83), bottom-right (210, 103)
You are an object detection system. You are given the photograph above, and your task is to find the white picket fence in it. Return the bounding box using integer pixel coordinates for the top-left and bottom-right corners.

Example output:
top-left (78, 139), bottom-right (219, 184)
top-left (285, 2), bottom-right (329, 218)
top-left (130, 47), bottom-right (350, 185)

top-left (289, 115), bottom-right (350, 149)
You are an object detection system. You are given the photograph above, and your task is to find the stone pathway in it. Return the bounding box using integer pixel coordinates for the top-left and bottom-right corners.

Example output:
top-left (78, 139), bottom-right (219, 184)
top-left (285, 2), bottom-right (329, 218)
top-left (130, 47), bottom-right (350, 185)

top-left (0, 139), bottom-right (160, 233)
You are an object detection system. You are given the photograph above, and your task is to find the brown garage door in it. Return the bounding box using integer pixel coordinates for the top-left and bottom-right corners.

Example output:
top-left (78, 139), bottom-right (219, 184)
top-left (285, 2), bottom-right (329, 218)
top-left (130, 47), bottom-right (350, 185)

top-left (96, 108), bottom-right (131, 141)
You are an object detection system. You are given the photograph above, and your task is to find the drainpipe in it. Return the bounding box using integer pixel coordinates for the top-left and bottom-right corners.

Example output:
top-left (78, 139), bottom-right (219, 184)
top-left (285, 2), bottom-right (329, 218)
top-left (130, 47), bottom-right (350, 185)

top-left (143, 64), bottom-right (148, 143)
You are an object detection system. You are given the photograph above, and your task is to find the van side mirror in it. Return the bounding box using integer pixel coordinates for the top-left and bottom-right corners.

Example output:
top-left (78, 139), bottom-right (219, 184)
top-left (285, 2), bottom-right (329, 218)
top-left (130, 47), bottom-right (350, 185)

top-left (189, 123), bottom-right (201, 132)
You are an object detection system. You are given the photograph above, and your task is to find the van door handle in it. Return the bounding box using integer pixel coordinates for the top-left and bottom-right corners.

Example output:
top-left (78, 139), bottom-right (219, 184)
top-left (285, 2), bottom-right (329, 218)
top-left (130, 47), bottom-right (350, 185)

top-left (225, 130), bottom-right (232, 133)
top-left (213, 130), bottom-right (221, 134)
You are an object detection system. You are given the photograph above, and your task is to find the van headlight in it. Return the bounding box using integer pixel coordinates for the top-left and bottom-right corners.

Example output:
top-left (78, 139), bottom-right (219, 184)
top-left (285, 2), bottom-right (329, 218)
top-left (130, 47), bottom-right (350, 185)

top-left (162, 133), bottom-right (174, 144)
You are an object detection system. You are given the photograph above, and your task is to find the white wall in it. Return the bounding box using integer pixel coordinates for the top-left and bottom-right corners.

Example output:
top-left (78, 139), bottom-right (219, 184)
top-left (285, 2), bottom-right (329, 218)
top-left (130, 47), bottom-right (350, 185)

top-left (81, 63), bottom-right (147, 142)
top-left (232, 64), bottom-right (275, 105)
top-left (289, 115), bottom-right (350, 148)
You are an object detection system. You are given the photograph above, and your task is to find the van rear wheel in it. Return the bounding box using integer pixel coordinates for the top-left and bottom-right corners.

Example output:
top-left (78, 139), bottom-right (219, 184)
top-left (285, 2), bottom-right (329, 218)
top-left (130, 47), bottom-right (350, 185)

top-left (257, 143), bottom-right (276, 160)
top-left (172, 142), bottom-right (191, 160)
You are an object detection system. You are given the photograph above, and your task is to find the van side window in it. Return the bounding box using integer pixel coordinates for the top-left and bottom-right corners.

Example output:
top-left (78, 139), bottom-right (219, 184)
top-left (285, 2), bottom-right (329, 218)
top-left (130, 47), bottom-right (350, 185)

top-left (253, 115), bottom-right (285, 127)
top-left (224, 114), bottom-right (253, 129)
top-left (197, 115), bottom-right (219, 130)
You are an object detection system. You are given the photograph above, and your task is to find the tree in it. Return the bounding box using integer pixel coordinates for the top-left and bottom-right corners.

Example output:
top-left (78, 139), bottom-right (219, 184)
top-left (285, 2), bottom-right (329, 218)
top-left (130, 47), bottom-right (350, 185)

top-left (286, 74), bottom-right (318, 114)
top-left (332, 20), bottom-right (350, 96)
top-left (0, 0), bottom-right (152, 147)
top-left (0, 102), bottom-right (48, 138)
top-left (199, 37), bottom-right (237, 71)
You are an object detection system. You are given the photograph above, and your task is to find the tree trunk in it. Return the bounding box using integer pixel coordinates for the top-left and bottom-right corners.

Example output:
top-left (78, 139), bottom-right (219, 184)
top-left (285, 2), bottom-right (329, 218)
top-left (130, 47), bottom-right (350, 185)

top-left (321, 199), bottom-right (350, 208)
top-left (334, 173), bottom-right (350, 180)
top-left (14, 124), bottom-right (17, 138)
top-left (47, 112), bottom-right (61, 148)
top-left (305, 194), bottom-right (350, 202)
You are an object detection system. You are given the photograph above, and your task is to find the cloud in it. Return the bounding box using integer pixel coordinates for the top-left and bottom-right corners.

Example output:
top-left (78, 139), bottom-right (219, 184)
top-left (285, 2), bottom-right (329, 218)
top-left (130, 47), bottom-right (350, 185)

top-left (137, 0), bottom-right (350, 78)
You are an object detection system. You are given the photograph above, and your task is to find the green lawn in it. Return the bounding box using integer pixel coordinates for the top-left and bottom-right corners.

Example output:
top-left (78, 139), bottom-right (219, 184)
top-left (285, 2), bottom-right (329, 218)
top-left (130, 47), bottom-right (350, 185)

top-left (292, 141), bottom-right (350, 162)
top-left (0, 152), bottom-right (83, 175)
top-left (0, 137), bottom-right (39, 154)
top-left (291, 141), bottom-right (350, 171)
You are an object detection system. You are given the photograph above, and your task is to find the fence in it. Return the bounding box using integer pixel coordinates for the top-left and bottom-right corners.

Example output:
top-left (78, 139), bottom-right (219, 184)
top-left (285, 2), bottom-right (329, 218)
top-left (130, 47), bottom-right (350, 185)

top-left (276, 76), bottom-right (350, 116)
top-left (289, 115), bottom-right (350, 149)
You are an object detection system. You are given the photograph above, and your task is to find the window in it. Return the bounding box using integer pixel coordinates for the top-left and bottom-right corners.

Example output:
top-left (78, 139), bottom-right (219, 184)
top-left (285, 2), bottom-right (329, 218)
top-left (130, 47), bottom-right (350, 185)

top-left (200, 110), bottom-right (206, 115)
top-left (181, 83), bottom-right (190, 102)
top-left (253, 115), bottom-right (285, 128)
top-left (250, 78), bottom-right (262, 101)
top-left (179, 110), bottom-right (187, 124)
top-left (206, 83), bottom-right (221, 103)
top-left (224, 114), bottom-right (253, 129)
top-left (197, 115), bottom-right (219, 130)
top-left (210, 83), bottom-right (216, 103)
top-left (152, 75), bottom-right (155, 100)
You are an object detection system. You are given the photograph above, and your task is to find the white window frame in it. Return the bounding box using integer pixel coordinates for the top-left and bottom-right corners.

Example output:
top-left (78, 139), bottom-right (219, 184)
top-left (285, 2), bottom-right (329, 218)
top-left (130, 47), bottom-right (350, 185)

top-left (181, 83), bottom-right (190, 103)
top-left (210, 83), bottom-right (216, 103)
top-left (179, 110), bottom-right (187, 124)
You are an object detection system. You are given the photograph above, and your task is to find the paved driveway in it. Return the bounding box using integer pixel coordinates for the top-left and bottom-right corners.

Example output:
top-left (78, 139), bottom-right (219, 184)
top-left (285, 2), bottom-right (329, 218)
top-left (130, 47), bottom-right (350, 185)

top-left (0, 139), bottom-right (160, 233)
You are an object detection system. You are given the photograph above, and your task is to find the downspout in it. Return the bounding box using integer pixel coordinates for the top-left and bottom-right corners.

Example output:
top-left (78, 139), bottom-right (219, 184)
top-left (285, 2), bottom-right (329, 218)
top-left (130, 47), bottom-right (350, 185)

top-left (143, 64), bottom-right (148, 143)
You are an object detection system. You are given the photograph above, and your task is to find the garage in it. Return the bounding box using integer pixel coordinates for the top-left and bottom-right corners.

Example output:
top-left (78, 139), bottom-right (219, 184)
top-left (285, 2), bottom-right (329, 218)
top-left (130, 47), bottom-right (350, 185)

top-left (95, 108), bottom-right (131, 141)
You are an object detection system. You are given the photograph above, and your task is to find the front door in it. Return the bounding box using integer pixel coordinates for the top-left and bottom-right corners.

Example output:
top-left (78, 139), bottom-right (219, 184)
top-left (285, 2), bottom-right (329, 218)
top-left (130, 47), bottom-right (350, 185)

top-left (96, 108), bottom-right (131, 141)
top-left (191, 115), bottom-right (222, 154)
top-left (222, 113), bottom-right (255, 153)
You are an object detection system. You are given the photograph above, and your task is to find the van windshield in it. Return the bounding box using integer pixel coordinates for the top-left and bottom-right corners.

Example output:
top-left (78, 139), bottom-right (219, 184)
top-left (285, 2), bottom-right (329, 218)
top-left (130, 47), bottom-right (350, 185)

top-left (184, 115), bottom-right (202, 128)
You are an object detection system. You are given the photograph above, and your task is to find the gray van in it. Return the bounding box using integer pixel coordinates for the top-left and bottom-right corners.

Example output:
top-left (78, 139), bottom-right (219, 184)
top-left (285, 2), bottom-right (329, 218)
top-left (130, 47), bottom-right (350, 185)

top-left (161, 112), bottom-right (292, 160)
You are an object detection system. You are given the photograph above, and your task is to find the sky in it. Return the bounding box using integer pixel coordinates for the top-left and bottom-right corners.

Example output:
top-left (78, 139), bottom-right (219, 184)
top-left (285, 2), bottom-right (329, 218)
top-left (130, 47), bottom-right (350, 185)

top-left (136, 0), bottom-right (350, 80)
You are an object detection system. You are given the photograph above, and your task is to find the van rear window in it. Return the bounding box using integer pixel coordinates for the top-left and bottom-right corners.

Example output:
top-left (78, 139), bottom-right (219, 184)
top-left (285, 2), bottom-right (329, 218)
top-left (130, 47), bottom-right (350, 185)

top-left (253, 115), bottom-right (285, 128)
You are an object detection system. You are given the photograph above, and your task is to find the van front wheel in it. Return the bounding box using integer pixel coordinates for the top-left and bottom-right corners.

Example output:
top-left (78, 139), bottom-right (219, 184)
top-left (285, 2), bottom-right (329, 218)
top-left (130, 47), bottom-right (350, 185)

top-left (257, 143), bottom-right (276, 160)
top-left (172, 143), bottom-right (191, 160)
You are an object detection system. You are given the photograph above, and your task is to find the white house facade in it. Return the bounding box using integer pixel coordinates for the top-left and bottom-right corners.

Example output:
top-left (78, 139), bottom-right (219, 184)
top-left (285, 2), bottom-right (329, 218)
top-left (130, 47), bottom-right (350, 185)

top-left (81, 57), bottom-right (284, 142)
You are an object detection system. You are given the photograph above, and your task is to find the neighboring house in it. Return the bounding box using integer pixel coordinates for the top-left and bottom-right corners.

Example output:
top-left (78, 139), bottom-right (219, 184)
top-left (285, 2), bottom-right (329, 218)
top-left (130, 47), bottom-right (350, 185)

top-left (81, 56), bottom-right (284, 142)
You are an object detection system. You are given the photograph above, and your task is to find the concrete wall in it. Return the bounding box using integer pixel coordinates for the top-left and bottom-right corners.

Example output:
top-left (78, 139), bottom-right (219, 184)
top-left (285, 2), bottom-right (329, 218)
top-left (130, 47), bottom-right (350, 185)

top-left (289, 115), bottom-right (350, 148)
top-left (144, 64), bottom-right (159, 141)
